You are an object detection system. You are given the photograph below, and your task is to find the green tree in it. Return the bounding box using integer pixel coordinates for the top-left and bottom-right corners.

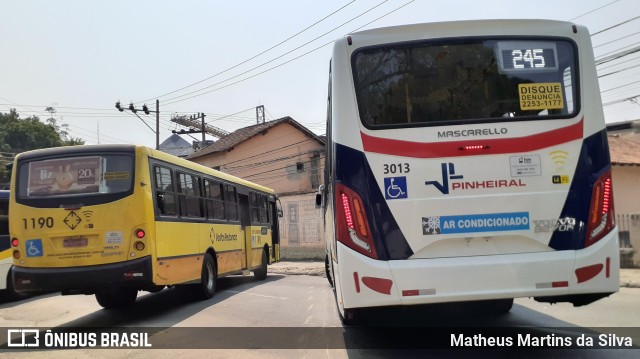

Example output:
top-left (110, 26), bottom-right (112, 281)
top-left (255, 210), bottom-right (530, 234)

top-left (0, 108), bottom-right (84, 185)
top-left (45, 106), bottom-right (86, 146)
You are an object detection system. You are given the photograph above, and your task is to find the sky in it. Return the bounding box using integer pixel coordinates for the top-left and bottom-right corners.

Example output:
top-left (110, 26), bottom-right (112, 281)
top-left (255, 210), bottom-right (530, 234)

top-left (1, 0), bottom-right (639, 149)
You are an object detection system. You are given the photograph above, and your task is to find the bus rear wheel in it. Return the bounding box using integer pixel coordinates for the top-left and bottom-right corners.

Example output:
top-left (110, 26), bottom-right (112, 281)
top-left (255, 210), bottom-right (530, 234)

top-left (484, 298), bottom-right (514, 315)
top-left (95, 287), bottom-right (138, 309)
top-left (325, 255), bottom-right (333, 287)
top-left (196, 253), bottom-right (216, 300)
top-left (253, 250), bottom-right (268, 280)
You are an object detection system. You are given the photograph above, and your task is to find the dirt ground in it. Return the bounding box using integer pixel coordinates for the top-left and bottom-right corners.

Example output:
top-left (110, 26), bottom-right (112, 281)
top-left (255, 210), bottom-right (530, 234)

top-left (268, 261), bottom-right (325, 277)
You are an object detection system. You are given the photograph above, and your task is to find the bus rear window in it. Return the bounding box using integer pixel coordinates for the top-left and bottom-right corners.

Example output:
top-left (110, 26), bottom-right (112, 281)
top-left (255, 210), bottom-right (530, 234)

top-left (352, 38), bottom-right (577, 128)
top-left (18, 154), bottom-right (133, 198)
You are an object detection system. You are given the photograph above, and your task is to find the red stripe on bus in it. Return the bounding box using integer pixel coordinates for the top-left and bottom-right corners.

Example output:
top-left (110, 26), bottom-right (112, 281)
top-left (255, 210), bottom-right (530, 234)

top-left (575, 263), bottom-right (603, 283)
top-left (360, 118), bottom-right (583, 158)
top-left (361, 276), bottom-right (393, 295)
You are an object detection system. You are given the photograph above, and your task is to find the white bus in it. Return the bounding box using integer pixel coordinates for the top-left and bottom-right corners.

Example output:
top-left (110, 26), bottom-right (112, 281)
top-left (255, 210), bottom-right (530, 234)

top-left (318, 20), bottom-right (619, 324)
top-left (0, 190), bottom-right (19, 298)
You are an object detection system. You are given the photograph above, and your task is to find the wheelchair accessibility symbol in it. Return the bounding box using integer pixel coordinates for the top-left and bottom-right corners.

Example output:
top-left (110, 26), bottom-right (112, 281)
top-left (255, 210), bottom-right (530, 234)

top-left (384, 176), bottom-right (408, 200)
top-left (25, 239), bottom-right (43, 257)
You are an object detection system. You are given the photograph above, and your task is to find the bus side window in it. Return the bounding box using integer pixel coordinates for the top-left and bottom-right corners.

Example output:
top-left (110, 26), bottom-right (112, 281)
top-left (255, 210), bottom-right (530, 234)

top-left (225, 185), bottom-right (239, 221)
top-left (259, 195), bottom-right (268, 224)
top-left (177, 172), bottom-right (203, 218)
top-left (154, 166), bottom-right (177, 216)
top-left (204, 179), bottom-right (225, 220)
top-left (250, 192), bottom-right (259, 224)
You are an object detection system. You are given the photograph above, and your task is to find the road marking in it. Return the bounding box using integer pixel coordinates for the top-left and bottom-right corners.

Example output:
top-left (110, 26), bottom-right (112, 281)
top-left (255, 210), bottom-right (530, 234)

top-left (225, 290), bottom-right (287, 300)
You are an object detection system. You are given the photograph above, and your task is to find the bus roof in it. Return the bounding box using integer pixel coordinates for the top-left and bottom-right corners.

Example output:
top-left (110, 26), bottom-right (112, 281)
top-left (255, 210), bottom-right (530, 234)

top-left (346, 19), bottom-right (583, 42)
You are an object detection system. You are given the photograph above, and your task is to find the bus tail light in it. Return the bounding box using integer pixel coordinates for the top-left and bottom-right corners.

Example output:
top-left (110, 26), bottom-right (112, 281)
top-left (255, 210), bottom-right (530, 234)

top-left (135, 229), bottom-right (146, 239)
top-left (335, 183), bottom-right (377, 259)
top-left (13, 250), bottom-right (20, 259)
top-left (586, 169), bottom-right (615, 247)
top-left (134, 241), bottom-right (145, 251)
top-left (11, 238), bottom-right (19, 247)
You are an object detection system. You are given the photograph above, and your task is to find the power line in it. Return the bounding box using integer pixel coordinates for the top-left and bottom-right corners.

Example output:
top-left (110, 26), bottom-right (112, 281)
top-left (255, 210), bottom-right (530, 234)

top-left (599, 63), bottom-right (640, 78)
top-left (163, 0), bottom-right (415, 106)
top-left (127, 111), bottom-right (156, 133)
top-left (200, 135), bottom-right (324, 170)
top-left (595, 41), bottom-right (640, 61)
top-left (603, 95), bottom-right (639, 106)
top-left (136, 0), bottom-right (357, 105)
top-left (238, 156), bottom-right (325, 183)
top-left (161, 0), bottom-right (393, 105)
top-left (601, 79), bottom-right (640, 93)
top-left (591, 15), bottom-right (640, 36)
top-left (569, 0), bottom-right (620, 21)
top-left (595, 45), bottom-right (640, 65)
top-left (593, 30), bottom-right (640, 49)
top-left (597, 54), bottom-right (640, 71)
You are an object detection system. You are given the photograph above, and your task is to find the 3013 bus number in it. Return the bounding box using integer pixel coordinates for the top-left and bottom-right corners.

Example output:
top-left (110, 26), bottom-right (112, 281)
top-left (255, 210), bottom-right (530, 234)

top-left (383, 163), bottom-right (410, 174)
top-left (22, 217), bottom-right (54, 229)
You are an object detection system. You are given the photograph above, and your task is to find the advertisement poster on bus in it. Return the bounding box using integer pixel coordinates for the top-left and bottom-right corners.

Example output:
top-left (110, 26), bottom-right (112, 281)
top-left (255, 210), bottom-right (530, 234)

top-left (27, 157), bottom-right (102, 196)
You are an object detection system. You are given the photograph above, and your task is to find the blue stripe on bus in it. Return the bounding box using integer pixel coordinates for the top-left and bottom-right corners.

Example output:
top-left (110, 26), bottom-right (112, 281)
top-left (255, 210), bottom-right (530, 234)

top-left (335, 143), bottom-right (414, 260)
top-left (548, 129), bottom-right (611, 250)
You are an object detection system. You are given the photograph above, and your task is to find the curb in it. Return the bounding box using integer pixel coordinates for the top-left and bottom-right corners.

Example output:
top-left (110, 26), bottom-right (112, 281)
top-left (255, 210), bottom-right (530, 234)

top-left (620, 282), bottom-right (640, 288)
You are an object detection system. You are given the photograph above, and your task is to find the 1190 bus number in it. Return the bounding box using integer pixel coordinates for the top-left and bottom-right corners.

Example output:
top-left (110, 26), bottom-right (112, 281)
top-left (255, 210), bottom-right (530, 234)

top-left (22, 217), bottom-right (54, 229)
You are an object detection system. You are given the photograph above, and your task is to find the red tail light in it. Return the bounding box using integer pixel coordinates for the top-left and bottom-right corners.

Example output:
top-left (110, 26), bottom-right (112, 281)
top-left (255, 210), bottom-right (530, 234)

top-left (586, 169), bottom-right (615, 247)
top-left (335, 183), bottom-right (377, 259)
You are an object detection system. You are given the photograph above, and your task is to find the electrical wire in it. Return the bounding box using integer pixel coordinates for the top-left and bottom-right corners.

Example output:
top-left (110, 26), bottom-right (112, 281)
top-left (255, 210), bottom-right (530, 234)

top-left (160, 0), bottom-right (394, 105)
top-left (569, 0), bottom-right (620, 21)
top-left (137, 0), bottom-right (358, 105)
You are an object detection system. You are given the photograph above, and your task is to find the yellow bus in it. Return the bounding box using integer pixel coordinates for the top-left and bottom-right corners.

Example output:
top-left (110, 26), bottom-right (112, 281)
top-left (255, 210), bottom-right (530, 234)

top-left (8, 144), bottom-right (281, 308)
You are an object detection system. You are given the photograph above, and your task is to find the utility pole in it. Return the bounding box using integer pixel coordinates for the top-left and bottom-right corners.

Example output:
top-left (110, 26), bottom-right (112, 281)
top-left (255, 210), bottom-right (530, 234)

top-left (170, 113), bottom-right (228, 140)
top-left (171, 112), bottom-right (208, 149)
top-left (115, 100), bottom-right (160, 150)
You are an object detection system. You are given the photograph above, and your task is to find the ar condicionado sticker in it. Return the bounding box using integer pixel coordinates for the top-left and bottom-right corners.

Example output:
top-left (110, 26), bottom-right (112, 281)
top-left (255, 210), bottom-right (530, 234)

top-left (518, 82), bottom-right (564, 111)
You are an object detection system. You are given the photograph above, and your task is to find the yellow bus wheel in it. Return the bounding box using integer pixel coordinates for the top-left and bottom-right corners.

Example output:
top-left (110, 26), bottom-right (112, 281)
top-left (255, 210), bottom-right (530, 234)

top-left (253, 250), bottom-right (268, 280)
top-left (196, 253), bottom-right (216, 299)
top-left (95, 287), bottom-right (138, 309)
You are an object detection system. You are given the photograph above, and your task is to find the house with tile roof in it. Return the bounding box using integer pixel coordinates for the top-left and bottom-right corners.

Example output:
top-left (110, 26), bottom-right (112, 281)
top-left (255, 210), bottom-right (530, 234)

top-left (187, 117), bottom-right (326, 259)
top-left (607, 127), bottom-right (640, 268)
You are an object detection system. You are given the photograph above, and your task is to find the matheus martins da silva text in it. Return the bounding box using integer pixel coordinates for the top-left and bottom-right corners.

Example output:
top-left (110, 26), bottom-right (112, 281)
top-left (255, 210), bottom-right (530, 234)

top-left (451, 333), bottom-right (633, 347)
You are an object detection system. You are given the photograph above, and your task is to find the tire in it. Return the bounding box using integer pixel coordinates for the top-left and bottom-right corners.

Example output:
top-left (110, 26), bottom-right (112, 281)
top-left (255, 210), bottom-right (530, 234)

top-left (95, 287), bottom-right (138, 309)
top-left (196, 253), bottom-right (217, 300)
top-left (340, 307), bottom-right (360, 326)
top-left (325, 255), bottom-right (333, 287)
top-left (485, 298), bottom-right (514, 315)
top-left (2, 269), bottom-right (26, 301)
top-left (333, 283), bottom-right (359, 326)
top-left (253, 250), bottom-right (268, 281)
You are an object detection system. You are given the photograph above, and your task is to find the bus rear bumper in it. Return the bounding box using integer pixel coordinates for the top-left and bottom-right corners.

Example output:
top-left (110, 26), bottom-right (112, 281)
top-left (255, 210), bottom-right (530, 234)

top-left (12, 256), bottom-right (153, 294)
top-left (337, 228), bottom-right (620, 309)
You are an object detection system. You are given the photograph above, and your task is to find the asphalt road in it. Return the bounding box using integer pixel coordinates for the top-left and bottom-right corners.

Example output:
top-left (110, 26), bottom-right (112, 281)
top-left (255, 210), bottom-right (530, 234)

top-left (0, 272), bottom-right (638, 358)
